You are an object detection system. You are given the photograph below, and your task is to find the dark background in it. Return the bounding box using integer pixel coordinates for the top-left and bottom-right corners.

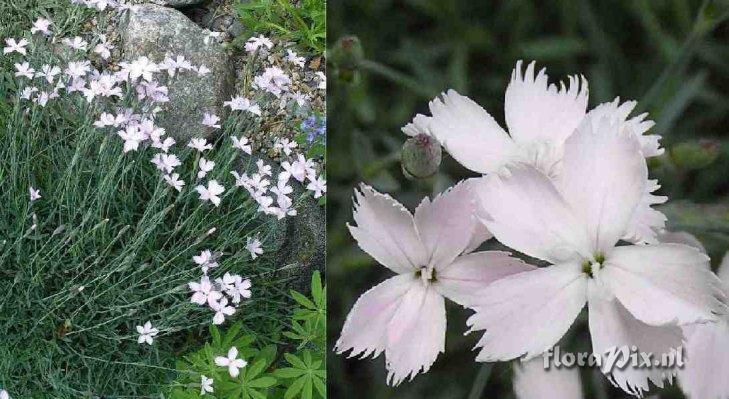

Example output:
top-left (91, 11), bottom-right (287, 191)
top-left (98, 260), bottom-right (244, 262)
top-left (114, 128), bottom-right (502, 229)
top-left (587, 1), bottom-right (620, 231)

top-left (327, 0), bottom-right (729, 397)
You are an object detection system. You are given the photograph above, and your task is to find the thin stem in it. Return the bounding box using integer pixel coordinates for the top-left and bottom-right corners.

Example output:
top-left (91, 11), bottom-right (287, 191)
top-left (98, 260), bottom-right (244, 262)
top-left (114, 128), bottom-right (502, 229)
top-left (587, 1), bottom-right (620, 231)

top-left (359, 59), bottom-right (437, 99)
top-left (467, 363), bottom-right (493, 399)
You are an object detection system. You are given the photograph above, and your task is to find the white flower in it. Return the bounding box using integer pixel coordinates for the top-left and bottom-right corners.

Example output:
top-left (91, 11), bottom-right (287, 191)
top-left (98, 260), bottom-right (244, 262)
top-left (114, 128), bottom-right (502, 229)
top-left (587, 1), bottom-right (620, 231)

top-left (272, 195), bottom-right (297, 219)
top-left (31, 18), bottom-right (52, 35)
top-left (679, 251), bottom-right (729, 399)
top-left (4, 38), bottom-right (28, 55)
top-left (281, 159), bottom-right (307, 183)
top-left (37, 65), bottom-right (61, 84)
top-left (229, 275), bottom-right (252, 304)
top-left (94, 35), bottom-right (114, 60)
top-left (407, 61), bottom-right (665, 244)
top-left (0, 389), bottom-right (9, 399)
top-left (136, 321), bottom-right (159, 345)
top-left (248, 173), bottom-right (270, 194)
top-left (197, 64), bottom-right (211, 76)
top-left (117, 126), bottom-right (147, 153)
top-left (466, 115), bottom-right (726, 396)
top-left (188, 138), bottom-right (213, 152)
top-left (153, 137), bottom-right (176, 153)
top-left (200, 375), bottom-right (214, 395)
top-left (65, 61), bottom-right (91, 79)
top-left (274, 137), bottom-right (297, 156)
top-left (163, 173), bottom-right (185, 192)
top-left (245, 237), bottom-right (263, 259)
top-left (195, 180), bottom-right (225, 206)
top-left (161, 55), bottom-right (192, 77)
top-left (29, 186), bottom-right (41, 202)
top-left (253, 67), bottom-right (291, 97)
top-left (231, 136), bottom-right (252, 154)
top-left (128, 56), bottom-right (158, 82)
top-left (306, 175), bottom-right (326, 198)
top-left (197, 158), bottom-right (215, 179)
top-left (20, 86), bottom-right (38, 100)
top-left (215, 347), bottom-right (247, 378)
top-left (286, 49), bottom-right (306, 68)
top-left (231, 171), bottom-right (251, 189)
top-left (189, 276), bottom-right (223, 306)
top-left (211, 297), bottom-right (236, 325)
top-left (256, 159), bottom-right (272, 177)
top-left (336, 183), bottom-right (525, 385)
top-left (271, 178), bottom-right (292, 197)
top-left (193, 249), bottom-right (219, 274)
top-left (245, 35), bottom-right (273, 53)
top-left (14, 62), bottom-right (35, 79)
top-left (201, 113), bottom-right (221, 129)
top-left (513, 358), bottom-right (583, 399)
top-left (223, 96), bottom-right (261, 116)
top-left (62, 36), bottom-right (88, 51)
top-left (151, 153), bottom-right (181, 174)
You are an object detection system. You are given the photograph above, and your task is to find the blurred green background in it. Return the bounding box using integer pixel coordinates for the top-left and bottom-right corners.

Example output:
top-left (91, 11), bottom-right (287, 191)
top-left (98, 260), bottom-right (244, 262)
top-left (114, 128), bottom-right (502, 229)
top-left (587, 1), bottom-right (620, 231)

top-left (327, 0), bottom-right (729, 398)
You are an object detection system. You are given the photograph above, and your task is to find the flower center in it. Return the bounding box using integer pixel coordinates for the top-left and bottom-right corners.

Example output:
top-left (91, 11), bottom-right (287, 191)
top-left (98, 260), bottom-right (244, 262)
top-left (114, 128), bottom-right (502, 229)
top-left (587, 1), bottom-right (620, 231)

top-left (416, 266), bottom-right (436, 285)
top-left (582, 253), bottom-right (605, 278)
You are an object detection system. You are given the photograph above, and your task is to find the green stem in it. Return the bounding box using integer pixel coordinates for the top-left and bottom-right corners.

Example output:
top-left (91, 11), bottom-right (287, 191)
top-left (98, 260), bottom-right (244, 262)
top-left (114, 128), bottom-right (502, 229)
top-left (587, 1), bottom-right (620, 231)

top-left (467, 363), bottom-right (493, 399)
top-left (358, 59), bottom-right (437, 99)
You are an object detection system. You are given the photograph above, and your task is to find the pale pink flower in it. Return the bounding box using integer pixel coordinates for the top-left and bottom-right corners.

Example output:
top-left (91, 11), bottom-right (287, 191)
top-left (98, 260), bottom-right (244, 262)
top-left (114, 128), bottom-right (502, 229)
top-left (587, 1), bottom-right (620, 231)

top-left (406, 61), bottom-right (665, 244)
top-left (136, 321), bottom-right (159, 345)
top-left (4, 38), bottom-right (28, 55)
top-left (245, 237), bottom-right (263, 259)
top-left (195, 180), bottom-right (225, 206)
top-left (215, 347), bottom-right (247, 378)
top-left (336, 183), bottom-right (528, 385)
top-left (189, 276), bottom-right (222, 306)
top-left (201, 113), bottom-right (221, 129)
top-left (197, 158), bottom-right (215, 179)
top-left (467, 115), bottom-right (725, 396)
top-left (245, 35), bottom-right (273, 53)
top-left (163, 173), bottom-right (185, 192)
top-left (188, 138), bottom-right (212, 152)
top-left (31, 18), bottom-right (52, 36)
top-left (211, 297), bottom-right (235, 325)
top-left (513, 358), bottom-right (583, 399)
top-left (14, 62), bottom-right (35, 79)
top-left (231, 136), bottom-right (252, 154)
top-left (306, 175), bottom-right (326, 198)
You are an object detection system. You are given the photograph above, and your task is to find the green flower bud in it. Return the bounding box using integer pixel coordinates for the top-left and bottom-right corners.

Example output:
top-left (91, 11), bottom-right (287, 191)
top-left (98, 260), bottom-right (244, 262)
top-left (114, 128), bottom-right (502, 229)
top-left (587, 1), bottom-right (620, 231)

top-left (401, 134), bottom-right (442, 179)
top-left (670, 139), bottom-right (721, 170)
top-left (330, 35), bottom-right (364, 83)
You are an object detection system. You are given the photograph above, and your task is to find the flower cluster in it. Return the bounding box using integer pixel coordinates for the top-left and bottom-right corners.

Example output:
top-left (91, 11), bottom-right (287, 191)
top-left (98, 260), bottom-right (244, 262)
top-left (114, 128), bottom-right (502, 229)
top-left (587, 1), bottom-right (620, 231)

top-left (336, 61), bottom-right (728, 397)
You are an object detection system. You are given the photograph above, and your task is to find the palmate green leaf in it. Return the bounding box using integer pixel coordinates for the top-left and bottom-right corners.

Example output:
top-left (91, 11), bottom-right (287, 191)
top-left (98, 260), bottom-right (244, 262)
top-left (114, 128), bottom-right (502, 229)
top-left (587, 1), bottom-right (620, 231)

top-left (310, 271), bottom-right (323, 305)
top-left (290, 290), bottom-right (317, 310)
top-left (273, 367), bottom-right (307, 378)
top-left (284, 353), bottom-right (307, 369)
top-left (284, 376), bottom-right (306, 399)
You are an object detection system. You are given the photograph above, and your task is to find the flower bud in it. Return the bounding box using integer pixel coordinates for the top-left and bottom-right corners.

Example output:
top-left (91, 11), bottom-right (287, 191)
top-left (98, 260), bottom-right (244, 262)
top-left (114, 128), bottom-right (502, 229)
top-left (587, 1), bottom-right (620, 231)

top-left (670, 139), bottom-right (720, 170)
top-left (401, 134), bottom-right (442, 179)
top-left (330, 35), bottom-right (364, 83)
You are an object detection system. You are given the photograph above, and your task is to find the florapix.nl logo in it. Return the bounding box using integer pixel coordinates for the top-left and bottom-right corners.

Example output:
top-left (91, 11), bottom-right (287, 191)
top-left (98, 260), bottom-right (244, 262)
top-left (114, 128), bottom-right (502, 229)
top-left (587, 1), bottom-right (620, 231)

top-left (542, 346), bottom-right (685, 373)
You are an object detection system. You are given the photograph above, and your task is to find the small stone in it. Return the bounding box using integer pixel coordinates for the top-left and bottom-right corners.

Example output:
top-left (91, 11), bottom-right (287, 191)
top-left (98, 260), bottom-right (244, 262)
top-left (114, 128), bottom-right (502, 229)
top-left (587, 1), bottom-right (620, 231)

top-left (119, 4), bottom-right (235, 141)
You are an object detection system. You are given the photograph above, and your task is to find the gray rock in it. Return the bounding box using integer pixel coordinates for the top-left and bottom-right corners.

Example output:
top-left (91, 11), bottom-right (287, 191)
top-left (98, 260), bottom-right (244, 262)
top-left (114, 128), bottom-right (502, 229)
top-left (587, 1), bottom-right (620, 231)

top-left (244, 154), bottom-right (325, 293)
top-left (157, 0), bottom-right (204, 7)
top-left (120, 4), bottom-right (235, 141)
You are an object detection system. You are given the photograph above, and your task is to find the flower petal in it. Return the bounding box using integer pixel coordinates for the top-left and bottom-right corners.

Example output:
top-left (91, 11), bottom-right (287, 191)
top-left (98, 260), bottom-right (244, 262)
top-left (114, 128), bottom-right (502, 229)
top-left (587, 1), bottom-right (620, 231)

top-left (622, 180), bottom-right (667, 245)
top-left (602, 244), bottom-right (726, 326)
top-left (657, 230), bottom-right (706, 254)
top-left (434, 251), bottom-right (535, 307)
top-left (588, 283), bottom-right (682, 397)
top-left (513, 357), bottom-right (583, 399)
top-left (414, 180), bottom-right (478, 268)
top-left (415, 89), bottom-right (516, 173)
top-left (586, 97), bottom-right (662, 157)
top-left (468, 262), bottom-right (587, 361)
top-left (679, 320), bottom-right (729, 399)
top-left (335, 274), bottom-right (417, 360)
top-left (719, 251), bottom-right (729, 286)
top-left (558, 113), bottom-right (648, 254)
top-left (504, 60), bottom-right (588, 146)
top-left (385, 283), bottom-right (446, 385)
top-left (348, 185), bottom-right (426, 274)
top-left (473, 167), bottom-right (591, 264)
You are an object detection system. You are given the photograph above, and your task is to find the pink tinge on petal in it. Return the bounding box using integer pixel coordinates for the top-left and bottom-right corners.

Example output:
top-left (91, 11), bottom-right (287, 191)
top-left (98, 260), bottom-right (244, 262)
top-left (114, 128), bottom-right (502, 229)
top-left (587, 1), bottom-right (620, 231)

top-left (602, 244), bottom-right (726, 327)
top-left (468, 262), bottom-right (588, 362)
top-left (587, 282), bottom-right (683, 397)
top-left (434, 251), bottom-right (535, 307)
top-left (679, 320), bottom-right (729, 399)
top-left (385, 283), bottom-right (446, 386)
top-left (348, 184), bottom-right (426, 274)
top-left (336, 274), bottom-right (417, 360)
